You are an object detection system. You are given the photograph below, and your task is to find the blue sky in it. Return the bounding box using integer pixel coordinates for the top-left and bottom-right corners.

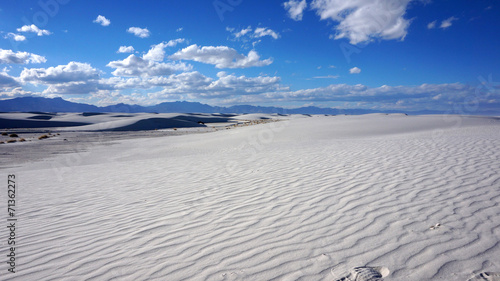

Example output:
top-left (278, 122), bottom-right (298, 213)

top-left (0, 0), bottom-right (499, 113)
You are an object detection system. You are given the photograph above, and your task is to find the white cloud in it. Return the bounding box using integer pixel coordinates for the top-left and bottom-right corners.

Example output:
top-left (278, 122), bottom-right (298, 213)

top-left (107, 54), bottom-right (192, 77)
top-left (427, 17), bottom-right (458, 30)
top-left (313, 75), bottom-right (339, 79)
top-left (440, 16), bottom-right (458, 29)
top-left (127, 27), bottom-right (150, 38)
top-left (254, 27), bottom-right (280, 39)
top-left (142, 39), bottom-right (186, 61)
top-left (20, 62), bottom-right (101, 84)
top-left (234, 26), bottom-right (253, 38)
top-left (43, 81), bottom-right (102, 95)
top-left (17, 24), bottom-right (51, 36)
top-left (86, 91), bottom-right (154, 107)
top-left (6, 33), bottom-right (26, 41)
top-left (139, 72), bottom-right (214, 96)
top-left (170, 44), bottom-right (273, 69)
top-left (147, 72), bottom-right (282, 100)
top-left (284, 0), bottom-right (308, 21)
top-left (0, 71), bottom-right (20, 88)
top-left (0, 87), bottom-right (36, 99)
top-left (165, 38), bottom-right (186, 47)
top-left (261, 83), bottom-right (487, 112)
top-left (204, 72), bottom-right (281, 97)
top-left (93, 15), bottom-right (111, 26)
top-left (310, 0), bottom-right (412, 44)
top-left (349, 67), bottom-right (361, 74)
top-left (228, 26), bottom-right (280, 40)
top-left (18, 62), bottom-right (105, 95)
top-left (143, 44), bottom-right (167, 61)
top-left (143, 71), bottom-right (213, 92)
top-left (17, 63), bottom-right (112, 96)
top-left (117, 46), bottom-right (135, 53)
top-left (0, 49), bottom-right (46, 64)
top-left (102, 71), bottom-right (282, 102)
top-left (176, 27), bottom-right (183, 32)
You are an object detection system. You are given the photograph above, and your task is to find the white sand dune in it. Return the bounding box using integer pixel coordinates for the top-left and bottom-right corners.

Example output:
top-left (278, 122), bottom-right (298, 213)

top-left (1, 114), bottom-right (500, 280)
top-left (0, 112), bottom-right (254, 131)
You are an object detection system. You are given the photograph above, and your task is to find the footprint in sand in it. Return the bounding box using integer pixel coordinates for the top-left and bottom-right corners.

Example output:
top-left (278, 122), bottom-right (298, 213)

top-left (333, 266), bottom-right (390, 281)
top-left (467, 272), bottom-right (500, 281)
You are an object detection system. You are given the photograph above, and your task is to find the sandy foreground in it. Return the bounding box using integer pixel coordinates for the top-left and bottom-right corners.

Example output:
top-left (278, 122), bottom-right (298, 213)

top-left (1, 113), bottom-right (500, 280)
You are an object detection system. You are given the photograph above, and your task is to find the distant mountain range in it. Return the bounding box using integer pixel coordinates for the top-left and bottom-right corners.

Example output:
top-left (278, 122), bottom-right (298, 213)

top-left (0, 96), bottom-right (438, 115)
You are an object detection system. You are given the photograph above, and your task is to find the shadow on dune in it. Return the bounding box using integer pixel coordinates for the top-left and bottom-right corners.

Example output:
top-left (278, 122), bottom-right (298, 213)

top-left (81, 112), bottom-right (108, 117)
top-left (107, 115), bottom-right (235, 131)
top-left (27, 115), bottom-right (54, 120)
top-left (174, 115), bottom-right (232, 123)
top-left (0, 118), bottom-right (91, 129)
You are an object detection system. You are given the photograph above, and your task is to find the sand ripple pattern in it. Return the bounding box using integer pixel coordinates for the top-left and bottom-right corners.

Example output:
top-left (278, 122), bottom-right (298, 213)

top-left (3, 116), bottom-right (500, 280)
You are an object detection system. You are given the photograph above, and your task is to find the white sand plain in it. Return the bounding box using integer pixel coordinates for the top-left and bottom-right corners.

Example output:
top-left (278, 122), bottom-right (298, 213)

top-left (1, 113), bottom-right (500, 280)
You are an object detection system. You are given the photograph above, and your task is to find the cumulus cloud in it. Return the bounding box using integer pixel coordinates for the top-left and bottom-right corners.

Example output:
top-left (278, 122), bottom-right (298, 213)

top-left (165, 38), bottom-right (186, 47)
top-left (17, 24), bottom-right (51, 36)
top-left (0, 71), bottom-right (20, 88)
top-left (0, 49), bottom-right (46, 64)
top-left (17, 63), bottom-right (116, 96)
top-left (6, 33), bottom-right (26, 41)
top-left (146, 71), bottom-right (282, 100)
top-left (117, 46), bottom-right (135, 53)
top-left (107, 54), bottom-right (192, 77)
top-left (427, 20), bottom-right (437, 29)
top-left (20, 62), bottom-right (101, 84)
top-left (233, 26), bottom-right (252, 38)
top-left (0, 87), bottom-right (36, 99)
top-left (143, 44), bottom-right (168, 62)
top-left (107, 71), bottom-right (281, 100)
top-left (254, 27), bottom-right (280, 39)
top-left (284, 0), bottom-right (308, 21)
top-left (310, 0), bottom-right (412, 44)
top-left (143, 39), bottom-right (186, 61)
top-left (203, 72), bottom-right (281, 97)
top-left (137, 72), bottom-right (214, 95)
top-left (127, 27), bottom-right (150, 38)
top-left (312, 75), bottom-right (339, 79)
top-left (349, 67), bottom-right (361, 74)
top-left (93, 15), bottom-right (111, 26)
top-left (228, 26), bottom-right (280, 40)
top-left (440, 16), bottom-right (458, 29)
top-left (170, 44), bottom-right (273, 69)
top-left (43, 81), bottom-right (102, 95)
top-left (261, 83), bottom-right (489, 112)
